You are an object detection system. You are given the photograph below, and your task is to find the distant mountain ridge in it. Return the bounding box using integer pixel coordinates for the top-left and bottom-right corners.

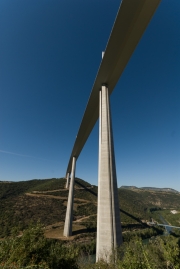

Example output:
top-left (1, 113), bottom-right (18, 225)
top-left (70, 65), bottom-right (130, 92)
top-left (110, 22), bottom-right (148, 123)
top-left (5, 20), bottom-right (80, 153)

top-left (120, 186), bottom-right (179, 193)
top-left (0, 180), bottom-right (12, 182)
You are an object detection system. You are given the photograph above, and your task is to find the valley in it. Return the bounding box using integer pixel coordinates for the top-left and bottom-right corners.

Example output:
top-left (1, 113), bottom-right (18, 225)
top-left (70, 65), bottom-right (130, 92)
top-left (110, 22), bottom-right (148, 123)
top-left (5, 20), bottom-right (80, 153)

top-left (1, 177), bottom-right (180, 241)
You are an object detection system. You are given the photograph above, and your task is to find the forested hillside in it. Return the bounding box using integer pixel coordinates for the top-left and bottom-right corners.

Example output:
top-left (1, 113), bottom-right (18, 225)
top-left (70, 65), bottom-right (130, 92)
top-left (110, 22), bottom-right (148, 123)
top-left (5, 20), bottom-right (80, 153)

top-left (1, 178), bottom-right (180, 268)
top-left (1, 178), bottom-right (180, 239)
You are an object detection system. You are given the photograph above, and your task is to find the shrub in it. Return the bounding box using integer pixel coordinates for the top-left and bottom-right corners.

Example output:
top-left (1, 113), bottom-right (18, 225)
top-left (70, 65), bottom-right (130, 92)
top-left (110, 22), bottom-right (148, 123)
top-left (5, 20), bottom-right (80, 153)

top-left (0, 223), bottom-right (79, 269)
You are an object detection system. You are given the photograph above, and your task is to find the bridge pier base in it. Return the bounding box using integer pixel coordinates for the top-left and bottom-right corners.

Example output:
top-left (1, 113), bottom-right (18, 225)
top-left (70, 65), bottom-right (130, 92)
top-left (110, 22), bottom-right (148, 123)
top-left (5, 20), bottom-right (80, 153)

top-left (63, 157), bottom-right (76, 237)
top-left (96, 85), bottom-right (123, 262)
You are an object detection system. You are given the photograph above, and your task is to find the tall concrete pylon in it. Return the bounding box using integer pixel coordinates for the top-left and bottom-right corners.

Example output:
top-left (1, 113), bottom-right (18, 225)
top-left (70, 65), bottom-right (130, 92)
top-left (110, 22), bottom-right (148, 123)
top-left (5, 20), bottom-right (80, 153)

top-left (65, 172), bottom-right (70, 189)
top-left (96, 85), bottom-right (123, 262)
top-left (63, 157), bottom-right (76, 236)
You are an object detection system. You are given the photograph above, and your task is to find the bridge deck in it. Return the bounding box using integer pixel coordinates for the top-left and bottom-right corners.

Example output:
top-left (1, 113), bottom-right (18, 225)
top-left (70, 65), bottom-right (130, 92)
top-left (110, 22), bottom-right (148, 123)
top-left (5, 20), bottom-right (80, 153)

top-left (66, 0), bottom-right (161, 174)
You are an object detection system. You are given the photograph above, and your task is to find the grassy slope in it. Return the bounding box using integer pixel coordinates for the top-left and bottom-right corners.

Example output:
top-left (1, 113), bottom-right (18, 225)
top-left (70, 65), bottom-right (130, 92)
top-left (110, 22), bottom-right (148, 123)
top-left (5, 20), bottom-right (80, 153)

top-left (0, 178), bottom-right (180, 238)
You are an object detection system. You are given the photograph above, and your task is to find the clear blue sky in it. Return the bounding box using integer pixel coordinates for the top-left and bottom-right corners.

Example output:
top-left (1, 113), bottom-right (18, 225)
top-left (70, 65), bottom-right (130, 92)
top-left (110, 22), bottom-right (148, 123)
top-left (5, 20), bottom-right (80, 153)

top-left (0, 0), bottom-right (179, 190)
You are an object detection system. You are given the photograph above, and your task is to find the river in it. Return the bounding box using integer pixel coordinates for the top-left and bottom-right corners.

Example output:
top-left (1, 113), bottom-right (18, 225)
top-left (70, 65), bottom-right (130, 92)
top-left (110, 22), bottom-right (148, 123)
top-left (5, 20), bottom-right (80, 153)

top-left (158, 214), bottom-right (172, 233)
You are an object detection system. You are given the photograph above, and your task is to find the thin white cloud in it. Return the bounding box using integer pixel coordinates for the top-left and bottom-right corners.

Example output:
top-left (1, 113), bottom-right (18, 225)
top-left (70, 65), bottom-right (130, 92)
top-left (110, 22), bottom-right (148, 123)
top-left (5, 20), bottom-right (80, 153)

top-left (0, 149), bottom-right (48, 160)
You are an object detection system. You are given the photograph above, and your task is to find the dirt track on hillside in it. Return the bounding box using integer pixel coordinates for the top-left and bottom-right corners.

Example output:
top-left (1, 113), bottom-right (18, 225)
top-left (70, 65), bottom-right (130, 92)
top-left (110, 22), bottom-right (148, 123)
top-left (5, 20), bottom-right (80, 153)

top-left (25, 193), bottom-right (90, 203)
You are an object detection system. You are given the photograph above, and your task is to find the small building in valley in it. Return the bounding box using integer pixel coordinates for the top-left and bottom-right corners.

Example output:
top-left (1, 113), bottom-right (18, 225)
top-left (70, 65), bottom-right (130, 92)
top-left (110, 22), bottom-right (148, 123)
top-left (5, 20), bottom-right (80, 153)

top-left (171, 210), bottom-right (178, 214)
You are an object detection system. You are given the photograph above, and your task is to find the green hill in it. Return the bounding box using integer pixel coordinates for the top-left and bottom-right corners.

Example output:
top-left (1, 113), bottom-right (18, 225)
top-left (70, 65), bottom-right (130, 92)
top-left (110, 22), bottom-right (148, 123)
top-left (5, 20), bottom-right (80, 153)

top-left (0, 178), bottom-right (180, 239)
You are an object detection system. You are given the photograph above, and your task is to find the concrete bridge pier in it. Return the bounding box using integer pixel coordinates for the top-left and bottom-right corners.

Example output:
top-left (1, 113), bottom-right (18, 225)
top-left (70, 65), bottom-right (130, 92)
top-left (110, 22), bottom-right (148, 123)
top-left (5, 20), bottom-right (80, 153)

top-left (63, 156), bottom-right (76, 236)
top-left (65, 172), bottom-right (70, 189)
top-left (96, 85), bottom-right (123, 262)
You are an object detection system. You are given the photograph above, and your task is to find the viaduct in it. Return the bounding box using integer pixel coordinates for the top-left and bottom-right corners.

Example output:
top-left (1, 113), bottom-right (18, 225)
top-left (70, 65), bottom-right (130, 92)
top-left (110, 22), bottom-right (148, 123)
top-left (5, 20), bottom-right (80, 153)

top-left (63, 0), bottom-right (161, 262)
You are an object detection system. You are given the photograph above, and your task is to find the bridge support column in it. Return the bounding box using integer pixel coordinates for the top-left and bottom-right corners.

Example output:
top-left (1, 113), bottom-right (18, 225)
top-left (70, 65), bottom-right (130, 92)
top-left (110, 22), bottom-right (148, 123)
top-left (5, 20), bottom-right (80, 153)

top-left (65, 172), bottom-right (70, 189)
top-left (63, 157), bottom-right (76, 237)
top-left (96, 85), bottom-right (123, 262)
